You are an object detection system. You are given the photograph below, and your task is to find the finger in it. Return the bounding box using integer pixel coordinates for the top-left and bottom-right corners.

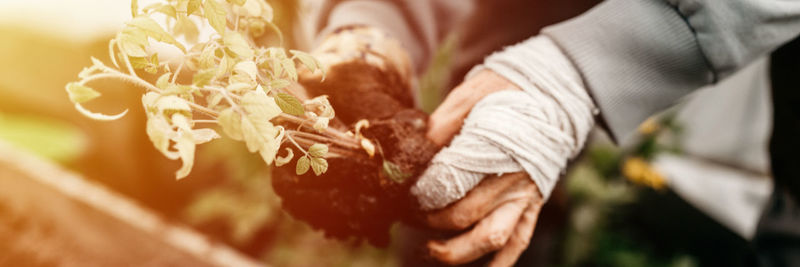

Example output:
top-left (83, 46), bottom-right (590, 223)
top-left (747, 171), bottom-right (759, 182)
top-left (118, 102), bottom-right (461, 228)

top-left (488, 201), bottom-right (543, 267)
top-left (427, 70), bottom-right (520, 146)
top-left (426, 172), bottom-right (529, 230)
top-left (428, 197), bottom-right (530, 265)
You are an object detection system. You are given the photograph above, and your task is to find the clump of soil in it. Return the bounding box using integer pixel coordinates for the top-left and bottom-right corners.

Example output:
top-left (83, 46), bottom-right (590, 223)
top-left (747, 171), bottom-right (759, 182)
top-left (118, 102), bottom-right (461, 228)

top-left (271, 61), bottom-right (439, 246)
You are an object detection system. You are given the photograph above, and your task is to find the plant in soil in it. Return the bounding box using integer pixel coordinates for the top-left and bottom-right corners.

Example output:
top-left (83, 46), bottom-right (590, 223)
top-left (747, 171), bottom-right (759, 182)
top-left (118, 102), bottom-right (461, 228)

top-left (66, 0), bottom-right (439, 245)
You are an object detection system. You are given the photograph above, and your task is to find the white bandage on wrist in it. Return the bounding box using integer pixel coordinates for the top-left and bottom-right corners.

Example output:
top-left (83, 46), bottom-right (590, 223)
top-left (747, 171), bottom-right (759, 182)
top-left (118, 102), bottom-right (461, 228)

top-left (411, 36), bottom-right (598, 210)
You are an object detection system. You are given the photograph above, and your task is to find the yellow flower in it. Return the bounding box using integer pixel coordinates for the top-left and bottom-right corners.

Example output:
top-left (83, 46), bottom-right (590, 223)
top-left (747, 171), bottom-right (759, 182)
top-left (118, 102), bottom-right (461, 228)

top-left (638, 117), bottom-right (660, 135)
top-left (622, 157), bottom-right (667, 190)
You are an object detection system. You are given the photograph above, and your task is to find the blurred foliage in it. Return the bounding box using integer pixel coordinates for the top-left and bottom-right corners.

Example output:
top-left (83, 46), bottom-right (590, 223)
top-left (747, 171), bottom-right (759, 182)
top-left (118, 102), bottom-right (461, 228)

top-left (0, 112), bottom-right (86, 163)
top-left (418, 34), bottom-right (457, 113)
top-left (561, 114), bottom-right (697, 267)
top-left (186, 138), bottom-right (398, 266)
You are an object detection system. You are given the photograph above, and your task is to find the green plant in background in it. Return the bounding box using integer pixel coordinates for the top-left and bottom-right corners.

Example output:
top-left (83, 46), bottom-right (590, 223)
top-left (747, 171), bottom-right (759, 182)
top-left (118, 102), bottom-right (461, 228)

top-left (562, 114), bottom-right (696, 267)
top-left (65, 0), bottom-right (377, 179)
top-left (0, 112), bottom-right (87, 163)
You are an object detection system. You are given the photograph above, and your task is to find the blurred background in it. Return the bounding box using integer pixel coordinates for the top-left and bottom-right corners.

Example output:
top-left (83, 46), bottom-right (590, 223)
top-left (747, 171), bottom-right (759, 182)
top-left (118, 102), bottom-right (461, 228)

top-left (0, 0), bottom-right (774, 266)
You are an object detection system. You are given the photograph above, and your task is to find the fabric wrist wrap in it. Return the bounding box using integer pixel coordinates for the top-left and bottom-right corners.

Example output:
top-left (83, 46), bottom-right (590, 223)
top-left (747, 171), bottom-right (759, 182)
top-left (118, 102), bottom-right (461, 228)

top-left (412, 36), bottom-right (597, 210)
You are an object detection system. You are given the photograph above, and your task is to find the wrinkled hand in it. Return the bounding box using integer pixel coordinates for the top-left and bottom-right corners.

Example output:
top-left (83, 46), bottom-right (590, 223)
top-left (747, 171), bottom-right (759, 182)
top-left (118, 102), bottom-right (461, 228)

top-left (425, 173), bottom-right (543, 266)
top-left (414, 70), bottom-right (546, 266)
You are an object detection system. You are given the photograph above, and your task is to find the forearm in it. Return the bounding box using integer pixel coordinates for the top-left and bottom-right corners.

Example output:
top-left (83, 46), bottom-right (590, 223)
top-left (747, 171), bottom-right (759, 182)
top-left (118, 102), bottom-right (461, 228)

top-left (316, 0), bottom-right (438, 73)
top-left (544, 0), bottom-right (800, 143)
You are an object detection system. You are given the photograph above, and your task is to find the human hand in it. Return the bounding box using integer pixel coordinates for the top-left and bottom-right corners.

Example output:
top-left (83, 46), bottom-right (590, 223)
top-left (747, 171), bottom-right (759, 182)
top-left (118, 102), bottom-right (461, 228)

top-left (413, 70), bottom-right (545, 266)
top-left (425, 172), bottom-right (544, 266)
top-left (411, 36), bottom-right (597, 266)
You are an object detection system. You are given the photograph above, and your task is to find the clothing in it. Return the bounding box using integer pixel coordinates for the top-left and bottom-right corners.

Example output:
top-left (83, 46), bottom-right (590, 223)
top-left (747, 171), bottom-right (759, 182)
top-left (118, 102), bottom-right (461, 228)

top-left (318, 0), bottom-right (800, 143)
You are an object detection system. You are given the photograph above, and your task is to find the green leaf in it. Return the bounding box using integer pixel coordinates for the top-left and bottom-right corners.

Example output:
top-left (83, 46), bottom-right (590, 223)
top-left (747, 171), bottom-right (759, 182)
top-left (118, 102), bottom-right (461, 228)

top-left (382, 161), bottom-right (411, 183)
top-left (187, 0), bottom-right (202, 15)
top-left (290, 50), bottom-right (320, 74)
top-left (117, 28), bottom-right (149, 57)
top-left (241, 91), bottom-right (281, 121)
top-left (224, 31), bottom-right (254, 59)
top-left (174, 14), bottom-right (198, 43)
top-left (149, 4), bottom-right (176, 18)
top-left (308, 143), bottom-right (328, 158)
top-left (281, 58), bottom-right (297, 81)
top-left (310, 157), bottom-right (328, 175)
top-left (156, 72), bottom-right (172, 89)
top-left (128, 17), bottom-right (186, 52)
top-left (66, 83), bottom-right (101, 104)
top-left (268, 79), bottom-right (290, 90)
top-left (296, 156), bottom-right (310, 175)
top-left (227, 0), bottom-right (246, 6)
top-left (193, 68), bottom-right (216, 86)
top-left (207, 93), bottom-right (224, 108)
top-left (218, 108), bottom-right (243, 140)
top-left (204, 0), bottom-right (227, 35)
top-left (275, 93), bottom-right (304, 116)
top-left (240, 91), bottom-right (282, 164)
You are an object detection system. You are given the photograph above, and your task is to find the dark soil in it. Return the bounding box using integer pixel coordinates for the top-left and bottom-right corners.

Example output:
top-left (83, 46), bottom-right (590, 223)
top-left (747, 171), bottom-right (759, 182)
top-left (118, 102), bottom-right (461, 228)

top-left (271, 60), bottom-right (439, 246)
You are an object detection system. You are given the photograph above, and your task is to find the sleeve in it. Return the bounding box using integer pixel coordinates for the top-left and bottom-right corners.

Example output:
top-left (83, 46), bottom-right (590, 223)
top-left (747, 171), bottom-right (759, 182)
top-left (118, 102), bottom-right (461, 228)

top-left (542, 0), bottom-right (800, 143)
top-left (316, 0), bottom-right (439, 73)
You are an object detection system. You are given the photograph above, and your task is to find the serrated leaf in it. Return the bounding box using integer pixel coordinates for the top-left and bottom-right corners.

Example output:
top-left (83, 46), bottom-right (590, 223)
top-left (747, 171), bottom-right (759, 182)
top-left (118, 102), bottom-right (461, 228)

top-left (308, 143), bottom-right (328, 158)
top-left (128, 17), bottom-right (186, 52)
top-left (187, 0), bottom-right (202, 15)
top-left (199, 45), bottom-right (217, 69)
top-left (117, 28), bottom-right (149, 57)
top-left (230, 60), bottom-right (257, 85)
top-left (66, 82), bottom-right (101, 103)
top-left (382, 161), bottom-right (411, 183)
top-left (145, 113), bottom-right (172, 157)
top-left (290, 50), bottom-right (320, 74)
top-left (204, 0), bottom-right (227, 35)
top-left (281, 58), bottom-right (297, 81)
top-left (193, 68), bottom-right (216, 86)
top-left (207, 93), bottom-right (224, 108)
top-left (310, 157), bottom-right (328, 175)
top-left (218, 108), bottom-right (243, 140)
top-left (224, 31), bottom-right (254, 59)
top-left (216, 54), bottom-right (234, 78)
top-left (296, 156), bottom-right (310, 175)
top-left (156, 72), bottom-right (172, 89)
top-left (150, 4), bottom-right (177, 18)
top-left (269, 79), bottom-right (290, 90)
top-left (241, 91), bottom-right (281, 121)
top-left (155, 95), bottom-right (192, 113)
top-left (240, 91), bottom-right (282, 164)
top-left (275, 148), bottom-right (293, 167)
top-left (174, 14), bottom-right (198, 43)
top-left (275, 93), bottom-right (304, 116)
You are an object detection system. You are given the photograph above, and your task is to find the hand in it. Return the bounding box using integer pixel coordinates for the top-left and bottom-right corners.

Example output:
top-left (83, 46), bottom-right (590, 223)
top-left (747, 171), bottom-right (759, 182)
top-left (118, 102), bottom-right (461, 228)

top-left (414, 70), bottom-right (545, 266)
top-left (425, 173), bottom-right (544, 266)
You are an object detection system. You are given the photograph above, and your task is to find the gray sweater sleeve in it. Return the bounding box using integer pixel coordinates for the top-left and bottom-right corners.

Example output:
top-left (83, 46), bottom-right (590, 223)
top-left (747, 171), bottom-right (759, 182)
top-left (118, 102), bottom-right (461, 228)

top-left (543, 0), bottom-right (800, 142)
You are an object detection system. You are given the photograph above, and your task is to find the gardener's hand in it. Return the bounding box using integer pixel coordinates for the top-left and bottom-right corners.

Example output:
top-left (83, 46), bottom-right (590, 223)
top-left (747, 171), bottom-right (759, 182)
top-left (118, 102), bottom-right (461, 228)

top-left (425, 172), bottom-right (544, 266)
top-left (413, 70), bottom-right (546, 266)
top-left (411, 36), bottom-right (597, 266)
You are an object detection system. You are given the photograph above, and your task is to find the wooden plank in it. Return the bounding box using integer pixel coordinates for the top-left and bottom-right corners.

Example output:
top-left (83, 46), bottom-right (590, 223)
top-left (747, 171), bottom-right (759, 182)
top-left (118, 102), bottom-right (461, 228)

top-left (0, 142), bottom-right (265, 267)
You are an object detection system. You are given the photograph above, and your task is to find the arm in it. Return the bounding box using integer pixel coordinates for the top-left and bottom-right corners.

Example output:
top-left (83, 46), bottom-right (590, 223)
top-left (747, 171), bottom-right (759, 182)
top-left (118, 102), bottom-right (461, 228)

top-left (416, 0), bottom-right (800, 265)
top-left (545, 0), bottom-right (800, 142)
top-left (315, 0), bottom-right (439, 73)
